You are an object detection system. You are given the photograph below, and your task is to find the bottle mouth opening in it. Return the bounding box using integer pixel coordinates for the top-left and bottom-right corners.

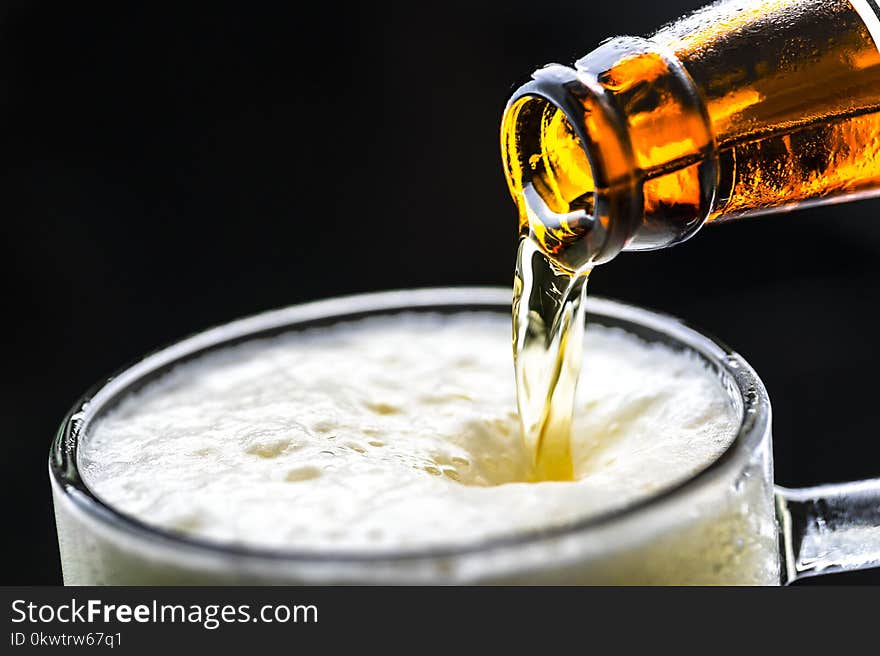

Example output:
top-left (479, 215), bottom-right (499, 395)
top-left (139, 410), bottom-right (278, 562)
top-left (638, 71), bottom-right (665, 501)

top-left (511, 96), bottom-right (597, 220)
top-left (501, 67), bottom-right (643, 270)
top-left (502, 94), bottom-right (600, 272)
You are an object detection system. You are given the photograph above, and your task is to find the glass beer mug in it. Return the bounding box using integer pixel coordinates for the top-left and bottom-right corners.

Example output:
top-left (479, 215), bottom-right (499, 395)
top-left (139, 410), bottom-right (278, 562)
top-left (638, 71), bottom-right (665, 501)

top-left (50, 289), bottom-right (880, 583)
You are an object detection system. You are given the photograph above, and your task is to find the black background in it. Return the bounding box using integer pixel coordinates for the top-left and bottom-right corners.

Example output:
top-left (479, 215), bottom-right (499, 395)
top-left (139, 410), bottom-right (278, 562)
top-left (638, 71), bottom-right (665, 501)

top-left (3, 0), bottom-right (879, 585)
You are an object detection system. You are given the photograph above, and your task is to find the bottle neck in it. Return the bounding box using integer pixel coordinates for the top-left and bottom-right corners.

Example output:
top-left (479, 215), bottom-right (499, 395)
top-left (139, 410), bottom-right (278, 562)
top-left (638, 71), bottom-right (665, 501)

top-left (501, 36), bottom-right (717, 270)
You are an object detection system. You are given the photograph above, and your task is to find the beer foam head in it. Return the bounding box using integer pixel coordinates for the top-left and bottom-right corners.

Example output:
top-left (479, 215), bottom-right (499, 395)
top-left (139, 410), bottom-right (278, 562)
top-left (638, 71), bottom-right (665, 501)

top-left (80, 312), bottom-right (739, 551)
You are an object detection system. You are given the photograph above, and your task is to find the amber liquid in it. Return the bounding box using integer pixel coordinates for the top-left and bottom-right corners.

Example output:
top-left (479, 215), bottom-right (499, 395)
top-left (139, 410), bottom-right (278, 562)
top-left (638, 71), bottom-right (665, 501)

top-left (664, 0), bottom-right (880, 219)
top-left (513, 238), bottom-right (588, 481)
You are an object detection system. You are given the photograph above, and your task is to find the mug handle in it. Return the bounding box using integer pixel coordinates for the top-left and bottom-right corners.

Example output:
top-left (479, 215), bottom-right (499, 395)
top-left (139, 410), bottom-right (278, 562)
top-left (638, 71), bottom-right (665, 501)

top-left (776, 479), bottom-right (880, 583)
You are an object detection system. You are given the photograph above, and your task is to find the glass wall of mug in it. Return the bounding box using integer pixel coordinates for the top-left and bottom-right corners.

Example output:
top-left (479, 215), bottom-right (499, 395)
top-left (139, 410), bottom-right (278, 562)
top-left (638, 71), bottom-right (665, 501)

top-left (50, 288), bottom-right (780, 585)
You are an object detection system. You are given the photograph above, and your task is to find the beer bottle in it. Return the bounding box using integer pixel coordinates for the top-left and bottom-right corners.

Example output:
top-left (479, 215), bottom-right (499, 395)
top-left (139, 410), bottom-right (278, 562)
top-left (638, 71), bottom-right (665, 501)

top-left (501, 0), bottom-right (880, 270)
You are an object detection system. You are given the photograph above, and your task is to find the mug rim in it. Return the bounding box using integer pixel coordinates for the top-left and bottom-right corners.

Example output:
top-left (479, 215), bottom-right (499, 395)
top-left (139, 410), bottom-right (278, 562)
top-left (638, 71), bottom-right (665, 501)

top-left (49, 286), bottom-right (771, 565)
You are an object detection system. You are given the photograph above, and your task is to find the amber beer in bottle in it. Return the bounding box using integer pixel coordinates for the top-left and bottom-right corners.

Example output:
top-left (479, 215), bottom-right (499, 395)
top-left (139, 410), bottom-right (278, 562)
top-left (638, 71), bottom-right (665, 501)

top-left (501, 0), bottom-right (880, 270)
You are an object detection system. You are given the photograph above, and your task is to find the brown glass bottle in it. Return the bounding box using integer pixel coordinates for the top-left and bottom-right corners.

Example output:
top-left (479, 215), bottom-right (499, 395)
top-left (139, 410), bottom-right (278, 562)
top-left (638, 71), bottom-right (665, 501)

top-left (501, 0), bottom-right (880, 271)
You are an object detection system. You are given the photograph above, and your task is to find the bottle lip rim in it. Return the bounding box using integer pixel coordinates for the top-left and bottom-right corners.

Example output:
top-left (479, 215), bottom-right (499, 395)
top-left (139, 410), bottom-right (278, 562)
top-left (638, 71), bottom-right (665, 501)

top-left (49, 286), bottom-right (769, 571)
